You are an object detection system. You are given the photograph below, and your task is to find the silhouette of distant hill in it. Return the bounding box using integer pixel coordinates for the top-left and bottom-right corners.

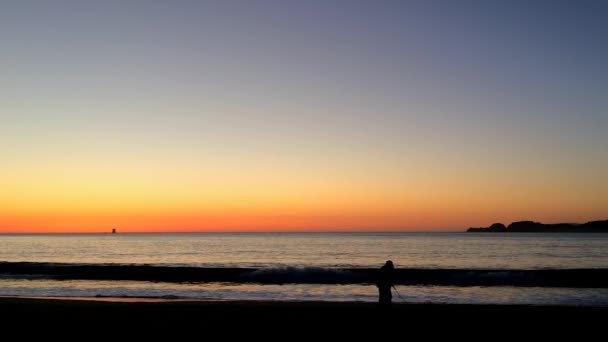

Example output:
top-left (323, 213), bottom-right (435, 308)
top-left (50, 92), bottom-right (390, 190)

top-left (467, 220), bottom-right (608, 233)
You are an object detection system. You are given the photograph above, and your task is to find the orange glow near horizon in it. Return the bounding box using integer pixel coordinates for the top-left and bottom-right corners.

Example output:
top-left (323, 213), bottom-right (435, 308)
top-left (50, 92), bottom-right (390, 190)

top-left (2, 179), bottom-right (606, 233)
top-left (2, 114), bottom-right (606, 234)
top-left (2, 158), bottom-right (606, 233)
top-left (2, 151), bottom-right (607, 233)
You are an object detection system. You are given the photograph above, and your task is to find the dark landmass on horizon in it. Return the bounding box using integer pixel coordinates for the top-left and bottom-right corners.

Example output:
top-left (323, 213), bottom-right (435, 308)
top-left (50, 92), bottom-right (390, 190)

top-left (467, 220), bottom-right (608, 233)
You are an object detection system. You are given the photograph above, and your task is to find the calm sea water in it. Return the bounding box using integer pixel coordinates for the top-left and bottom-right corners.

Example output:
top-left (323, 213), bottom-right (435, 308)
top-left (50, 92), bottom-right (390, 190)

top-left (1, 232), bottom-right (608, 305)
top-left (2, 232), bottom-right (607, 268)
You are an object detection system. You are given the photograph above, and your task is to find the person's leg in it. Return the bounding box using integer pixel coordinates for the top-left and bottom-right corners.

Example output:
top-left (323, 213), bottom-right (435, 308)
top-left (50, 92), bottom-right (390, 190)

top-left (380, 287), bottom-right (390, 304)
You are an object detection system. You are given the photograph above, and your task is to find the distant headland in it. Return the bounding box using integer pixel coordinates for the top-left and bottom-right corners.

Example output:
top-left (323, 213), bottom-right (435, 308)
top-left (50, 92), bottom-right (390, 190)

top-left (467, 220), bottom-right (608, 233)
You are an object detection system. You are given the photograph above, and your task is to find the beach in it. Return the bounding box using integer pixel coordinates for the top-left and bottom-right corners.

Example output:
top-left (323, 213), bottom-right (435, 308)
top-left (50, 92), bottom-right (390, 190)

top-left (1, 296), bottom-right (605, 335)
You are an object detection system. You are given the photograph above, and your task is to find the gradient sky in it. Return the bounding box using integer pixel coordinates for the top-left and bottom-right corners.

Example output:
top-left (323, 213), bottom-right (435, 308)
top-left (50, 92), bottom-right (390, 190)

top-left (1, 0), bottom-right (607, 232)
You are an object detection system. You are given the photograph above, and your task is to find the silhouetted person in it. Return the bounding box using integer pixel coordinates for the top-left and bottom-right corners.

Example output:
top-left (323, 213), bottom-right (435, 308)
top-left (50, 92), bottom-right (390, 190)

top-left (376, 260), bottom-right (394, 308)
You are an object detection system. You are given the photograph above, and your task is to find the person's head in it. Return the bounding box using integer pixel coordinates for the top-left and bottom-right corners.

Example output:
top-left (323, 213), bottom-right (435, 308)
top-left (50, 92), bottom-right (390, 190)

top-left (385, 260), bottom-right (394, 268)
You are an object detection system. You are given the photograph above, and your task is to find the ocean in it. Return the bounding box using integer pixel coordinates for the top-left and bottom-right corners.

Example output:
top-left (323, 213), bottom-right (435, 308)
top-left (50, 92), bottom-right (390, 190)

top-left (1, 232), bottom-right (607, 305)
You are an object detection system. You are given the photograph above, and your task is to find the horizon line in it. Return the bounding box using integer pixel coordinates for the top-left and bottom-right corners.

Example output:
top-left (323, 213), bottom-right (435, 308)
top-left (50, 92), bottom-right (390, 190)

top-left (2, 218), bottom-right (605, 234)
top-left (0, 229), bottom-right (462, 234)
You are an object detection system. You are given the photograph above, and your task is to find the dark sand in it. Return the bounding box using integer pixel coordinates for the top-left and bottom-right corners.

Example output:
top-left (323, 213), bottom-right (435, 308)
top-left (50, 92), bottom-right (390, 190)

top-left (0, 297), bottom-right (605, 337)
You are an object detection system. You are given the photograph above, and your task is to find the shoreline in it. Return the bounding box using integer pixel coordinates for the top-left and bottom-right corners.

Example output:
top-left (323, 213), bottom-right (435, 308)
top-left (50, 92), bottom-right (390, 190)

top-left (2, 295), bottom-right (606, 314)
top-left (1, 294), bottom-right (607, 307)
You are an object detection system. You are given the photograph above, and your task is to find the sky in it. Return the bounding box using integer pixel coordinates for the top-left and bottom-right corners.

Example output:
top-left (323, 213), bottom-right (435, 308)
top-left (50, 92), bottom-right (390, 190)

top-left (1, 0), bottom-right (607, 232)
